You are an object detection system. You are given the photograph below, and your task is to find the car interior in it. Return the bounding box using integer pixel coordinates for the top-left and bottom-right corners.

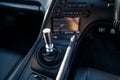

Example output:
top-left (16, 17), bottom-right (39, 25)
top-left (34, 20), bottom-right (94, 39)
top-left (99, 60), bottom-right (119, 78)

top-left (0, 0), bottom-right (120, 80)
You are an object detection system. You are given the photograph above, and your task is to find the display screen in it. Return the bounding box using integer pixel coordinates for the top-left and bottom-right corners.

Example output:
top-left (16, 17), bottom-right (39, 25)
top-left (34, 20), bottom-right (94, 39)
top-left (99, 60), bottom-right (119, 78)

top-left (53, 17), bottom-right (80, 33)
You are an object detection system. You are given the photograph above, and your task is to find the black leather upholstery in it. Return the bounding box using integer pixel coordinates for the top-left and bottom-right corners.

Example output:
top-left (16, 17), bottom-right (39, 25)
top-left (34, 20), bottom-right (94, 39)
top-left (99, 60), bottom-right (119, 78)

top-left (73, 68), bottom-right (120, 80)
top-left (0, 49), bottom-right (24, 80)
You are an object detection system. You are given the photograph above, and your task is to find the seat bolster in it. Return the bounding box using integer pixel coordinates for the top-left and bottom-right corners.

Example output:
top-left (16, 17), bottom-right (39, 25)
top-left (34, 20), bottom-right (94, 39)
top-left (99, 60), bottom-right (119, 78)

top-left (0, 49), bottom-right (23, 80)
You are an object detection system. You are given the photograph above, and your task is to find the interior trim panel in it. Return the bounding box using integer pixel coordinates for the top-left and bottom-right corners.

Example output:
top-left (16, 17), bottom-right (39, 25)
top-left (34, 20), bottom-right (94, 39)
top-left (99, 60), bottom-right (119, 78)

top-left (0, 2), bottom-right (40, 11)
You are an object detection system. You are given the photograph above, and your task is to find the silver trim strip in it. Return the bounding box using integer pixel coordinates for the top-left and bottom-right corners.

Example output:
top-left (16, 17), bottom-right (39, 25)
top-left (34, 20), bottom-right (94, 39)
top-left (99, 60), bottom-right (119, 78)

top-left (56, 35), bottom-right (76, 80)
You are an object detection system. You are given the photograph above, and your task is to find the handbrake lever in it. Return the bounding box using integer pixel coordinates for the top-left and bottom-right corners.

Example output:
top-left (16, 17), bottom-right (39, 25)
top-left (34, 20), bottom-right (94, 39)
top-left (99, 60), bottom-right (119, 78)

top-left (56, 35), bottom-right (76, 80)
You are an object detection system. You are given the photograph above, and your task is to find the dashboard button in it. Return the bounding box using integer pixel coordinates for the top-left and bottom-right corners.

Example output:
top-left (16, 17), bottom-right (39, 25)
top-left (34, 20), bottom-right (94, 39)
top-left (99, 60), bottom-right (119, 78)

top-left (55, 8), bottom-right (61, 16)
top-left (83, 10), bottom-right (90, 17)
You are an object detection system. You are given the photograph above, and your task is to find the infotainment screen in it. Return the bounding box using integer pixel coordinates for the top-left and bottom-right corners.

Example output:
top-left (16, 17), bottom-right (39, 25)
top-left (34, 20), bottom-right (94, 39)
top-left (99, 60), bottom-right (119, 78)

top-left (53, 17), bottom-right (80, 33)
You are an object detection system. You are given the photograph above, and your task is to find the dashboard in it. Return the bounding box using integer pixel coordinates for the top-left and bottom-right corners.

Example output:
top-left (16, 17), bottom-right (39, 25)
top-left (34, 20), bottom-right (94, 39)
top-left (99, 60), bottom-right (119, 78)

top-left (43, 0), bottom-right (114, 39)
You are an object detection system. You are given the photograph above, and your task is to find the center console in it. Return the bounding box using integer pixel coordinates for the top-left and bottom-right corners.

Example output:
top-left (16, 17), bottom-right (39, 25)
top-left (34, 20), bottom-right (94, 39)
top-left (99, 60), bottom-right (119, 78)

top-left (9, 0), bottom-right (114, 80)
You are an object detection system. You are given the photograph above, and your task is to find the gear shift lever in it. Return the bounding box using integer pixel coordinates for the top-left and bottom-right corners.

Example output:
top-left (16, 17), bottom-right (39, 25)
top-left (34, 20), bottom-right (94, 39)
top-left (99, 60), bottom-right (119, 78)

top-left (43, 28), bottom-right (54, 53)
top-left (42, 28), bottom-right (60, 63)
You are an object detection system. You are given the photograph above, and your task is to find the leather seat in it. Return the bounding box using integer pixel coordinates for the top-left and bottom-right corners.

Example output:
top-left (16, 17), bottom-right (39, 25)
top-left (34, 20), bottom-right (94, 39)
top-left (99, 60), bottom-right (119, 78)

top-left (0, 48), bottom-right (24, 80)
top-left (73, 68), bottom-right (120, 80)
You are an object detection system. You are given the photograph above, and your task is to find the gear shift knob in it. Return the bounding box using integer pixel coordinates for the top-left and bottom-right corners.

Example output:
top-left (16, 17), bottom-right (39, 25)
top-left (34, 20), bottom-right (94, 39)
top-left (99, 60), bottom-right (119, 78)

top-left (43, 28), bottom-right (51, 45)
top-left (43, 28), bottom-right (54, 52)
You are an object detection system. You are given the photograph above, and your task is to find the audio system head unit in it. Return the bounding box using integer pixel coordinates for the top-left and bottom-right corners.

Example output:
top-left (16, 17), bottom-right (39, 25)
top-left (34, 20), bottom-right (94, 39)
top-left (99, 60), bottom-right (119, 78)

top-left (52, 17), bottom-right (80, 33)
top-left (52, 17), bottom-right (80, 39)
